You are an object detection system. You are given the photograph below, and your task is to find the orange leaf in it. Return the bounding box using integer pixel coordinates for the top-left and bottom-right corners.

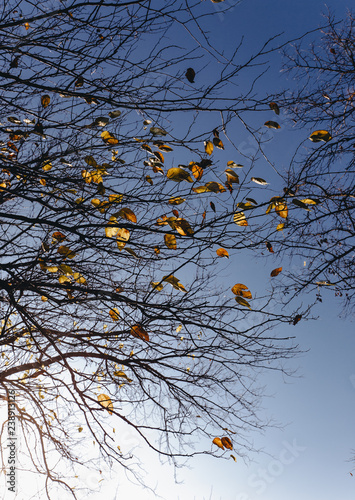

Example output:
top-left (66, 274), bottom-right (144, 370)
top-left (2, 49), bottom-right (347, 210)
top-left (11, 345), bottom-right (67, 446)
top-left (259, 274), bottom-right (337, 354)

top-left (221, 437), bottom-right (233, 450)
top-left (216, 248), bottom-right (229, 258)
top-left (130, 325), bottom-right (149, 341)
top-left (212, 437), bottom-right (224, 450)
top-left (270, 267), bottom-right (282, 277)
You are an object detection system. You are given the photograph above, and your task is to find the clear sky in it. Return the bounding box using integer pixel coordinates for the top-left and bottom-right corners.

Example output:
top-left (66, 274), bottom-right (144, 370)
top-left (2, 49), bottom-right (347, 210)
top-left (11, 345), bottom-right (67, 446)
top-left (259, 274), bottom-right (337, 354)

top-left (78, 1), bottom-right (355, 498)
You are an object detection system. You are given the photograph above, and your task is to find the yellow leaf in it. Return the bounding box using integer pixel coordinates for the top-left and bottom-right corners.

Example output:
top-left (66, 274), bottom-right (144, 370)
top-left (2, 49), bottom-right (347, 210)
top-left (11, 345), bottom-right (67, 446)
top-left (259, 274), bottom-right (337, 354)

top-left (73, 273), bottom-right (86, 284)
top-left (146, 175), bottom-right (153, 185)
top-left (162, 275), bottom-right (187, 292)
top-left (169, 197), bottom-right (185, 205)
top-left (158, 144), bottom-right (173, 152)
top-left (204, 140), bottom-right (214, 155)
top-left (176, 324), bottom-right (182, 333)
top-left (24, 22), bottom-right (30, 30)
top-left (205, 181), bottom-right (226, 193)
top-left (231, 283), bottom-right (252, 299)
top-left (150, 281), bottom-right (164, 291)
top-left (108, 194), bottom-right (123, 203)
top-left (42, 162), bottom-right (52, 171)
top-left (97, 394), bottom-right (113, 415)
top-left (230, 454), bottom-right (237, 462)
top-left (101, 130), bottom-right (119, 145)
top-left (109, 308), bottom-right (120, 321)
top-left (105, 226), bottom-right (119, 238)
top-left (41, 296), bottom-right (48, 302)
top-left (213, 137), bottom-right (224, 149)
top-left (212, 437), bottom-right (224, 450)
top-left (191, 163), bottom-right (204, 180)
top-left (276, 223), bottom-right (285, 231)
top-left (270, 267), bottom-right (282, 277)
top-left (300, 198), bottom-right (320, 205)
top-left (225, 169), bottom-right (239, 184)
top-left (41, 95), bottom-right (50, 108)
top-left (154, 151), bottom-right (164, 163)
top-left (167, 167), bottom-right (193, 183)
top-left (39, 178), bottom-right (46, 186)
top-left (164, 234), bottom-right (177, 249)
top-left (116, 228), bottom-right (130, 250)
top-left (309, 130), bottom-right (332, 142)
top-left (216, 248), bottom-right (229, 258)
top-left (78, 426), bottom-right (83, 433)
top-left (58, 275), bottom-right (70, 284)
top-left (233, 212), bottom-right (248, 226)
top-left (264, 120), bottom-right (280, 129)
top-left (115, 207), bottom-right (137, 223)
top-left (113, 371), bottom-right (132, 383)
top-left (221, 437), bottom-right (233, 450)
top-left (141, 144), bottom-right (152, 153)
top-left (235, 296), bottom-right (251, 309)
top-left (57, 245), bottom-right (76, 259)
top-left (173, 218), bottom-right (194, 236)
top-left (46, 266), bottom-right (58, 273)
top-left (130, 325), bottom-right (149, 341)
top-left (275, 202), bottom-right (288, 219)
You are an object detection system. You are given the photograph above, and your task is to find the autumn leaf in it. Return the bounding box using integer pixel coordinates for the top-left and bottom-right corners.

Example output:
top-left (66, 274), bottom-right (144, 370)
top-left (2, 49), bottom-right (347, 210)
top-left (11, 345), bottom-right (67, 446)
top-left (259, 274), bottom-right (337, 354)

top-left (213, 137), bottom-right (224, 149)
top-left (216, 248), bottom-right (229, 258)
top-left (270, 267), bottom-right (282, 277)
top-left (276, 223), bottom-right (285, 231)
top-left (212, 437), bottom-right (224, 450)
top-left (251, 177), bottom-right (268, 186)
top-left (293, 314), bottom-right (302, 326)
top-left (231, 284), bottom-right (252, 299)
top-left (269, 102), bottom-right (280, 115)
top-left (97, 394), bottom-right (113, 415)
top-left (109, 308), bottom-right (120, 321)
top-left (309, 130), bottom-right (332, 142)
top-left (130, 325), bottom-right (149, 341)
top-left (235, 296), bottom-right (251, 309)
top-left (264, 120), bottom-right (280, 129)
top-left (41, 95), bottom-right (50, 108)
top-left (105, 225), bottom-right (118, 238)
top-left (221, 437), bottom-right (233, 450)
top-left (230, 454), bottom-right (237, 462)
top-left (167, 167), bottom-right (193, 183)
top-left (116, 227), bottom-right (130, 250)
top-left (275, 202), bottom-right (288, 219)
top-left (115, 207), bottom-right (137, 223)
top-left (164, 233), bottom-right (177, 249)
top-left (101, 130), bottom-right (119, 145)
top-left (204, 140), bottom-right (214, 155)
top-left (162, 275), bottom-right (187, 292)
top-left (233, 212), bottom-right (248, 226)
top-left (225, 169), bottom-right (239, 184)
top-left (169, 196), bottom-right (185, 205)
top-left (191, 163), bottom-right (204, 180)
top-left (186, 67), bottom-right (195, 83)
top-left (150, 126), bottom-right (167, 136)
top-left (173, 218), bottom-right (194, 236)
top-left (57, 245), bottom-right (76, 259)
top-left (266, 242), bottom-right (274, 253)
